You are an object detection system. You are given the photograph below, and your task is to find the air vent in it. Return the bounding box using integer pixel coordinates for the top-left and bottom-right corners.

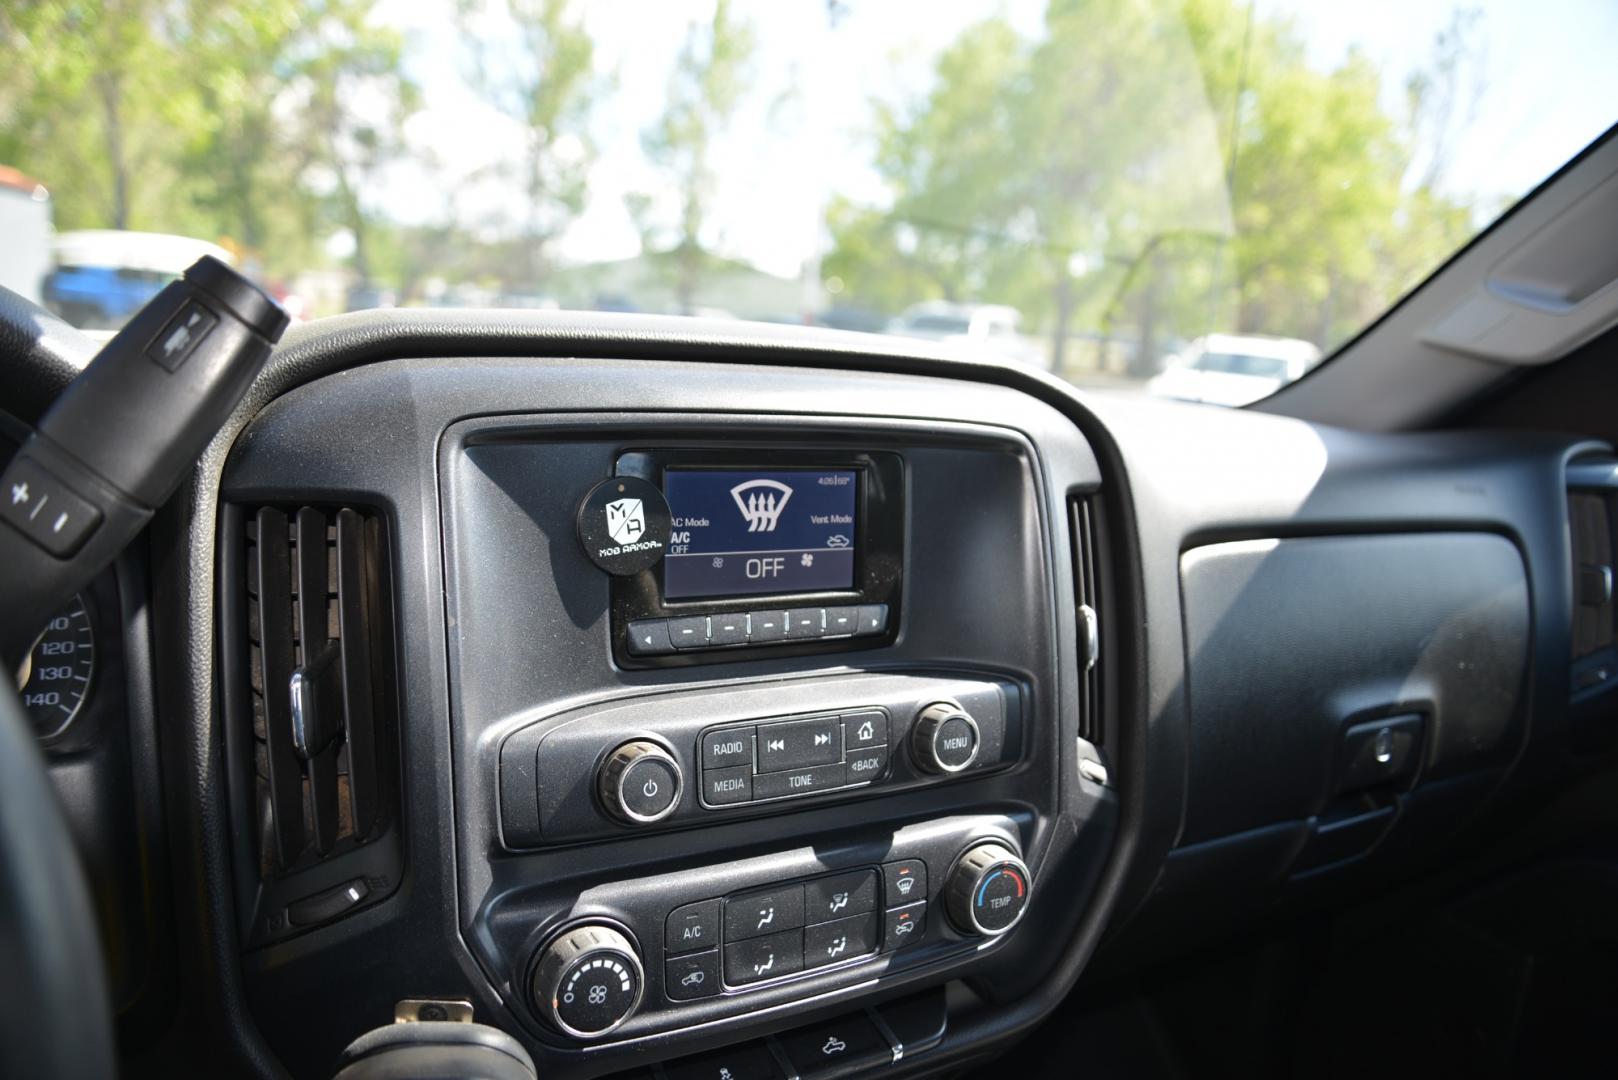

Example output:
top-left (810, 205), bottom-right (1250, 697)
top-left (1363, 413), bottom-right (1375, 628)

top-left (1566, 455), bottom-right (1618, 699)
top-left (1071, 496), bottom-right (1104, 744)
top-left (227, 503), bottom-right (402, 943)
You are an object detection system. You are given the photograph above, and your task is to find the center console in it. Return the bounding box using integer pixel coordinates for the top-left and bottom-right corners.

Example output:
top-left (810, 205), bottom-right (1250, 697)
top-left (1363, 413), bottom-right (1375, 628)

top-left (222, 358), bottom-right (1118, 1078)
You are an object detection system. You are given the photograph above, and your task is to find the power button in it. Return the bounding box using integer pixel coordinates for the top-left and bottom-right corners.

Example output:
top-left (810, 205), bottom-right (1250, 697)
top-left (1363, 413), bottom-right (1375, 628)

top-left (598, 740), bottom-right (684, 824)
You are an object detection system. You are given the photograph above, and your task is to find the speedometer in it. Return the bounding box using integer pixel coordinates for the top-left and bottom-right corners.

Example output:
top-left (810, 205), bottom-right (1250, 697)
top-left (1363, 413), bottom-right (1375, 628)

top-left (16, 594), bottom-right (96, 737)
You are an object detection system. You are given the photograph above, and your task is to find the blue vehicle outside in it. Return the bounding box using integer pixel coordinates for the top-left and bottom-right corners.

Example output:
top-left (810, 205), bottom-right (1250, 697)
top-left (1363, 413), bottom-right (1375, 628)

top-left (42, 265), bottom-right (172, 329)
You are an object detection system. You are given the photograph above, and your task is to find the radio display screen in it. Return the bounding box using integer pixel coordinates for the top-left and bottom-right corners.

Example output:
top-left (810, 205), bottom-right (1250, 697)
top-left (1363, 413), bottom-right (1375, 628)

top-left (662, 468), bottom-right (858, 600)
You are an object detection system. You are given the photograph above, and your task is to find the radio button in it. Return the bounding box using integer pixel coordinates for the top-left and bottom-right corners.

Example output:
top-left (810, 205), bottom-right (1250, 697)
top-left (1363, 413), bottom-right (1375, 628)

top-left (626, 619), bottom-right (673, 656)
top-left (757, 717), bottom-right (841, 772)
top-left (668, 616), bottom-right (709, 649)
top-left (748, 610), bottom-right (789, 642)
top-left (725, 885), bottom-right (805, 942)
top-left (701, 727), bottom-right (753, 770)
top-left (709, 613), bottom-right (749, 646)
top-left (845, 747), bottom-right (888, 783)
top-left (702, 766), bottom-right (752, 806)
top-left (784, 607), bottom-right (825, 639)
top-left (854, 604), bottom-right (889, 637)
top-left (823, 605), bottom-right (860, 636)
top-left (754, 762), bottom-right (844, 800)
top-left (805, 870), bottom-right (877, 923)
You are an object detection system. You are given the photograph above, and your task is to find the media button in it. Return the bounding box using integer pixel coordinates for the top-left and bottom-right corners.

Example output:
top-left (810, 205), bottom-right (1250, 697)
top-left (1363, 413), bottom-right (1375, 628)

top-left (757, 717), bottom-right (841, 772)
top-left (701, 727), bottom-right (753, 770)
top-left (754, 763), bottom-right (845, 800)
top-left (702, 766), bottom-right (752, 806)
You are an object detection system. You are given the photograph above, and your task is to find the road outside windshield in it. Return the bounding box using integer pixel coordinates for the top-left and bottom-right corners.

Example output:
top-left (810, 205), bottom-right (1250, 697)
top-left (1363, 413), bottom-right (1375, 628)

top-left (2, 0), bottom-right (1614, 405)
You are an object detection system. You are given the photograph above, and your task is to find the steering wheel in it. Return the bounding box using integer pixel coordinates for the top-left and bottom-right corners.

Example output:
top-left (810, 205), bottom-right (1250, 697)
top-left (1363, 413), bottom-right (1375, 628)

top-left (0, 286), bottom-right (117, 1079)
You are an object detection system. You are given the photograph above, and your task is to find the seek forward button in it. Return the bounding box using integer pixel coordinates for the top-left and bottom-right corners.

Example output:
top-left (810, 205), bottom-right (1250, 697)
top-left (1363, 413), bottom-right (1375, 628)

top-left (756, 716), bottom-right (842, 772)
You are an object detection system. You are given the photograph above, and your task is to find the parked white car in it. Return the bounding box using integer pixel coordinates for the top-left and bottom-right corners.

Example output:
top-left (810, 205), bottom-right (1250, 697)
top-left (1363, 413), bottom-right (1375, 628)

top-left (1146, 333), bottom-right (1322, 407)
top-left (892, 301), bottom-right (1049, 368)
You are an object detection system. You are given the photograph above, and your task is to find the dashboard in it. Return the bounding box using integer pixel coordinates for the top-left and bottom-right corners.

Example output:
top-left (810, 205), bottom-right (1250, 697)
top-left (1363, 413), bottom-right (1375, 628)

top-left (13, 311), bottom-right (1608, 1079)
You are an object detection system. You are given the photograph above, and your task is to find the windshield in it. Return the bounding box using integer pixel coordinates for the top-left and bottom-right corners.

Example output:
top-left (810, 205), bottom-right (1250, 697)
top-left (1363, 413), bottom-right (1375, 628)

top-left (2, 1), bottom-right (1613, 402)
top-left (1193, 353), bottom-right (1290, 379)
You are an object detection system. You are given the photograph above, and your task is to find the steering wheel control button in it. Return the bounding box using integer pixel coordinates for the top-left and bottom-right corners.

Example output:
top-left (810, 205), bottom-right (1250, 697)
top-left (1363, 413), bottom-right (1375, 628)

top-left (946, 842), bottom-right (1032, 937)
top-left (910, 702), bottom-right (981, 774)
top-left (626, 618), bottom-right (674, 656)
top-left (702, 726), bottom-right (754, 770)
top-left (725, 885), bottom-right (805, 942)
top-left (702, 765), bottom-right (753, 806)
top-left (723, 928), bottom-right (804, 986)
top-left (531, 925), bottom-right (645, 1039)
top-left (664, 949), bottom-right (720, 1002)
top-left (576, 476), bottom-right (671, 577)
top-left (598, 741), bottom-right (683, 825)
top-left (883, 860), bottom-right (928, 905)
top-left (805, 870), bottom-right (878, 923)
top-left (757, 716), bottom-right (843, 772)
top-left (777, 1013), bottom-right (891, 1077)
top-left (882, 901), bottom-right (927, 950)
top-left (803, 912), bottom-right (880, 971)
top-left (0, 456), bottom-right (104, 559)
top-left (842, 709), bottom-right (888, 751)
top-left (666, 899), bottom-right (721, 955)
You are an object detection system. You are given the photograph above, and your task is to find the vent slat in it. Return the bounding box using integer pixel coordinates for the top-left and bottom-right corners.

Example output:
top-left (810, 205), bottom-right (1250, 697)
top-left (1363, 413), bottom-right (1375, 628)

top-left (255, 508), bottom-right (306, 868)
top-left (1072, 497), bottom-right (1102, 745)
top-left (295, 508), bottom-right (340, 854)
top-left (337, 508), bottom-right (380, 839)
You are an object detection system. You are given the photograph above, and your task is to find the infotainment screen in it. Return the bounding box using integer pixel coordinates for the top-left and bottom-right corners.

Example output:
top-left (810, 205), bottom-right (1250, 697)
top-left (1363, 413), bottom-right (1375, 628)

top-left (662, 468), bottom-right (858, 599)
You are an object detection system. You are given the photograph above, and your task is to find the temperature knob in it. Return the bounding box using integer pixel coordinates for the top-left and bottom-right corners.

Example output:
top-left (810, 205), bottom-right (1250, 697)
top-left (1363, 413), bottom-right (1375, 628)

top-left (945, 842), bottom-right (1031, 937)
top-left (531, 924), bottom-right (645, 1039)
top-left (598, 740), bottom-right (683, 825)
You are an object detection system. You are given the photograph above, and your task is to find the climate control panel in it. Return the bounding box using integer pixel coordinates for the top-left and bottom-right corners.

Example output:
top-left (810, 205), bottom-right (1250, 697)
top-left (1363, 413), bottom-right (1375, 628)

top-left (497, 673), bottom-right (1022, 848)
top-left (516, 823), bottom-right (1034, 1043)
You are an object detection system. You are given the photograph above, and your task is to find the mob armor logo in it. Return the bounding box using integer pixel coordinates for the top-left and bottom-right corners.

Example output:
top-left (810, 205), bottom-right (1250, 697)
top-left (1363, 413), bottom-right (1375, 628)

top-left (604, 497), bottom-right (646, 545)
top-left (730, 479), bottom-right (793, 532)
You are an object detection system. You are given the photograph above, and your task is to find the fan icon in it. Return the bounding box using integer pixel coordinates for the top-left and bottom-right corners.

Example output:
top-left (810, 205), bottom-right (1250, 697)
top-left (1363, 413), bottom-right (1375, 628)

top-left (800, 552), bottom-right (815, 567)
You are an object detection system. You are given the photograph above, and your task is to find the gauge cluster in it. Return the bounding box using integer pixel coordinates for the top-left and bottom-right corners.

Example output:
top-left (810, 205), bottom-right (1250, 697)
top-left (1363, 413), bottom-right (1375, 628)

top-left (17, 592), bottom-right (95, 738)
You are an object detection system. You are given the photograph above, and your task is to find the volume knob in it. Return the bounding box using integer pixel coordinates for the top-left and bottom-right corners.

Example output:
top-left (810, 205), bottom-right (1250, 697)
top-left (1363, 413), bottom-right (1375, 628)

top-left (598, 740), bottom-right (683, 825)
top-left (532, 924), bottom-right (645, 1039)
